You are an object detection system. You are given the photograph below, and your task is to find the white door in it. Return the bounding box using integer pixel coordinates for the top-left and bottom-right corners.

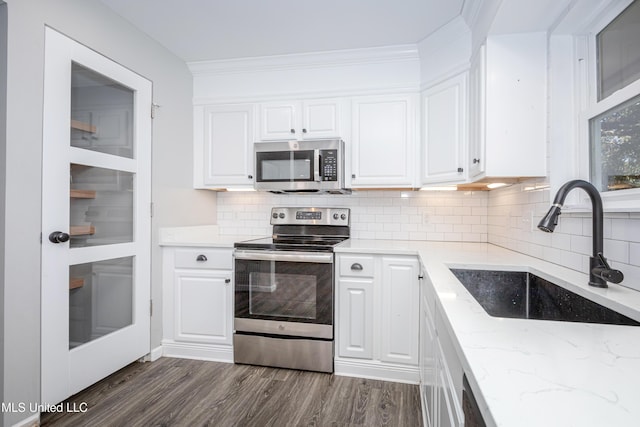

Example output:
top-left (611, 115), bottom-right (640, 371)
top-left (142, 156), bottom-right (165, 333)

top-left (41, 28), bottom-right (151, 405)
top-left (202, 104), bottom-right (254, 187)
top-left (258, 101), bottom-right (298, 140)
top-left (422, 73), bottom-right (468, 185)
top-left (351, 95), bottom-right (417, 187)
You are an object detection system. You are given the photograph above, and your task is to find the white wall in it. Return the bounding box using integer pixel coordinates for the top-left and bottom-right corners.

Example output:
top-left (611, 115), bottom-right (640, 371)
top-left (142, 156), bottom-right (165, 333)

top-left (2, 0), bottom-right (214, 425)
top-left (190, 45), bottom-right (421, 104)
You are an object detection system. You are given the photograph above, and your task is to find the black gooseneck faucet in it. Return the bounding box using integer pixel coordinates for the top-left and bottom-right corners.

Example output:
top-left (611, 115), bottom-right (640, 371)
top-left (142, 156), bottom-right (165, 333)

top-left (537, 179), bottom-right (624, 288)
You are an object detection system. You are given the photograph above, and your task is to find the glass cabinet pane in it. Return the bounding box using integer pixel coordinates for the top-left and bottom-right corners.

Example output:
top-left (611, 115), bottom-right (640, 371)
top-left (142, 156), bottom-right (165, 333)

top-left (69, 256), bottom-right (133, 349)
top-left (70, 164), bottom-right (134, 247)
top-left (71, 63), bottom-right (134, 159)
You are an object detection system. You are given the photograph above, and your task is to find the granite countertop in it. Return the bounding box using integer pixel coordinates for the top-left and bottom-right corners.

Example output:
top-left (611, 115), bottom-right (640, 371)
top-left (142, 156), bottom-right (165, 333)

top-left (337, 239), bottom-right (640, 427)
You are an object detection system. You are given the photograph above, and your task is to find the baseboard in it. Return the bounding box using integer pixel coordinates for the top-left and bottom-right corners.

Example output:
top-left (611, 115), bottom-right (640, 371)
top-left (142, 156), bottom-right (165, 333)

top-left (334, 358), bottom-right (420, 384)
top-left (144, 345), bottom-right (163, 362)
top-left (161, 340), bottom-right (234, 363)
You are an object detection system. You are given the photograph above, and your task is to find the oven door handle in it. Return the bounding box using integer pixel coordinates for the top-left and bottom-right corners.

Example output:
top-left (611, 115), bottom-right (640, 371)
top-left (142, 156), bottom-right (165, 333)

top-left (234, 250), bottom-right (334, 264)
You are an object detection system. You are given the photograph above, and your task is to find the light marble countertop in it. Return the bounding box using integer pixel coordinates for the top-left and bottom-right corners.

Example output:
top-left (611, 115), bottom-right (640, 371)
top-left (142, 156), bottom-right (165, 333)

top-left (158, 225), bottom-right (261, 248)
top-left (337, 239), bottom-right (640, 427)
top-left (159, 228), bottom-right (640, 426)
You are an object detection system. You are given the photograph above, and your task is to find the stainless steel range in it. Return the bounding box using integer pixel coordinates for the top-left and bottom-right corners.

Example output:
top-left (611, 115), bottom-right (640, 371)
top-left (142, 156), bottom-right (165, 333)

top-left (233, 207), bottom-right (350, 373)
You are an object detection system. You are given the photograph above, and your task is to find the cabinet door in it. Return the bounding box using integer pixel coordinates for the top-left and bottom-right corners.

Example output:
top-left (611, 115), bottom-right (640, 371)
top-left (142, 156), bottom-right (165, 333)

top-left (436, 342), bottom-right (464, 427)
top-left (380, 257), bottom-right (419, 365)
top-left (351, 95), bottom-right (417, 187)
top-left (302, 98), bottom-right (343, 139)
top-left (201, 104), bottom-right (254, 187)
top-left (422, 73), bottom-right (468, 185)
top-left (337, 277), bottom-right (374, 359)
top-left (259, 101), bottom-right (298, 140)
top-left (174, 269), bottom-right (233, 345)
top-left (421, 277), bottom-right (438, 427)
top-left (468, 45), bottom-right (486, 180)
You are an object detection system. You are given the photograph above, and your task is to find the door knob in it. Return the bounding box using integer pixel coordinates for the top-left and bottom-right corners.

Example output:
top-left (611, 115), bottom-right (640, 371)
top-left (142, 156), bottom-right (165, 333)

top-left (49, 231), bottom-right (70, 243)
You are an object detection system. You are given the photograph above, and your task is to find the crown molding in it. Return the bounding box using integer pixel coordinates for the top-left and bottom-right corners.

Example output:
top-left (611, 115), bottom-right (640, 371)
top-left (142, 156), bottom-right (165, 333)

top-left (188, 44), bottom-right (420, 76)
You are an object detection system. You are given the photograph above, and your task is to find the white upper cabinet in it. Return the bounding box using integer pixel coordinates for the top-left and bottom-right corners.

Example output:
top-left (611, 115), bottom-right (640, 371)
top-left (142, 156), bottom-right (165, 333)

top-left (468, 45), bottom-right (486, 180)
top-left (469, 34), bottom-right (547, 180)
top-left (194, 103), bottom-right (255, 189)
top-left (351, 94), bottom-right (418, 188)
top-left (258, 98), bottom-right (345, 141)
top-left (421, 72), bottom-right (468, 185)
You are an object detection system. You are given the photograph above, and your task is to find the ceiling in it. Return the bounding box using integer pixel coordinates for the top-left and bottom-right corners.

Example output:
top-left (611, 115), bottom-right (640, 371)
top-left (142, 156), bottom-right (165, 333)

top-left (99, 0), bottom-right (465, 63)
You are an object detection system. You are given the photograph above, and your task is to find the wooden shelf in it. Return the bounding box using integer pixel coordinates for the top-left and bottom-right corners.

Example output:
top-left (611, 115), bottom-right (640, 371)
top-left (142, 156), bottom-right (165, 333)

top-left (70, 189), bottom-right (96, 199)
top-left (70, 119), bottom-right (96, 133)
top-left (69, 277), bottom-right (84, 290)
top-left (70, 225), bottom-right (95, 236)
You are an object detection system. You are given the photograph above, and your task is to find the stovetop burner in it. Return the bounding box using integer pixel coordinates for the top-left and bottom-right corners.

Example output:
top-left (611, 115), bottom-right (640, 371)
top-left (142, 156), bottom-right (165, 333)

top-left (234, 207), bottom-right (350, 252)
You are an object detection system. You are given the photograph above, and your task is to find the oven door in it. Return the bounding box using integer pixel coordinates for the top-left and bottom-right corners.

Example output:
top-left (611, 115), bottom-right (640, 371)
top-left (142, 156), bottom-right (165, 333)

top-left (234, 250), bottom-right (333, 339)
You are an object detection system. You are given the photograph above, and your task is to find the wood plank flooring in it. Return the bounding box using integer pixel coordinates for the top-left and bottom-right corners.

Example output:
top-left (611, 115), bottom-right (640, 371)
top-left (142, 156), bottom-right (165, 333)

top-left (40, 358), bottom-right (423, 427)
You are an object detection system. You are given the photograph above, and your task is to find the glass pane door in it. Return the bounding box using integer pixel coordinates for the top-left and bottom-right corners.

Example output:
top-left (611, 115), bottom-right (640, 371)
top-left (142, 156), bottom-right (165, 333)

top-left (68, 64), bottom-right (135, 350)
top-left (41, 27), bottom-right (151, 405)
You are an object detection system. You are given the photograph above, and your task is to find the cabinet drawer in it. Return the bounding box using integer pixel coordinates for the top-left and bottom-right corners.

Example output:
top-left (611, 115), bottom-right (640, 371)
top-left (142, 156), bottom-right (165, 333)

top-left (339, 255), bottom-right (375, 277)
top-left (174, 248), bottom-right (232, 270)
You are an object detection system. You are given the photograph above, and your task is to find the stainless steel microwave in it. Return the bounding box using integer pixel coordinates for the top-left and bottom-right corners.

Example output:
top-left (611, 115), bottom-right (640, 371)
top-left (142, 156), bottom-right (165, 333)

top-left (254, 139), bottom-right (349, 193)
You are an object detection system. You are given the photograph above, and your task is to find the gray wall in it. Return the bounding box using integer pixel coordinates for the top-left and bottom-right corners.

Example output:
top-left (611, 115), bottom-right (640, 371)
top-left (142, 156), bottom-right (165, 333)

top-left (0, 0), bottom-right (7, 414)
top-left (3, 0), bottom-right (215, 425)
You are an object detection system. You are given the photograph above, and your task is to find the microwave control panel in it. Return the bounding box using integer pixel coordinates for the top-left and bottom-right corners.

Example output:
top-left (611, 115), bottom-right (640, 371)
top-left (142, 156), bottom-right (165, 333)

top-left (320, 149), bottom-right (338, 181)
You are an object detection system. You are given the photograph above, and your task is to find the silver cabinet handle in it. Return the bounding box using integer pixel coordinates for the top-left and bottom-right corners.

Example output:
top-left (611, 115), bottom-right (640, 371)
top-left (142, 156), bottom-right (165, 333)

top-left (196, 254), bottom-right (207, 262)
top-left (351, 263), bottom-right (363, 271)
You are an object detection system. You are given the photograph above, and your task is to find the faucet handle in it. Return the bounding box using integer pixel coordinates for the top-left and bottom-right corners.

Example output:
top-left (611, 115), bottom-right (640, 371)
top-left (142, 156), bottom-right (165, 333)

top-left (593, 253), bottom-right (624, 284)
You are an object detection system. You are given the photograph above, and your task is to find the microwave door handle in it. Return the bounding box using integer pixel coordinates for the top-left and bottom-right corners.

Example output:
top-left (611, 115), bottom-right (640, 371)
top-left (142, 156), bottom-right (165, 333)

top-left (314, 149), bottom-right (322, 182)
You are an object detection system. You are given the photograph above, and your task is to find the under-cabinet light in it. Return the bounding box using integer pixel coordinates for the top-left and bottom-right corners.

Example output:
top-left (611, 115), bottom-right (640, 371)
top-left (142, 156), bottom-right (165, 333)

top-left (420, 186), bottom-right (458, 191)
top-left (487, 182), bottom-right (507, 189)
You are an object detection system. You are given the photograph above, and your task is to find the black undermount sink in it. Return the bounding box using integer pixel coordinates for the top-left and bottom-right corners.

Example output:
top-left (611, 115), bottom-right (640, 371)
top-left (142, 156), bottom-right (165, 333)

top-left (450, 269), bottom-right (640, 326)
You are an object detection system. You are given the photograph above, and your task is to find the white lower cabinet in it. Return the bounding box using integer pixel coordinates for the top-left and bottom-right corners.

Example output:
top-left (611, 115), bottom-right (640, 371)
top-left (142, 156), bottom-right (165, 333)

top-left (162, 246), bottom-right (234, 362)
top-left (420, 269), bottom-right (464, 427)
top-left (337, 276), bottom-right (374, 359)
top-left (336, 253), bottom-right (419, 382)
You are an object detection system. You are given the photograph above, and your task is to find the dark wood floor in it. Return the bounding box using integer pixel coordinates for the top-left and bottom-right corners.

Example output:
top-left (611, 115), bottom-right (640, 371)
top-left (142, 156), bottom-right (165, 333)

top-left (40, 357), bottom-right (423, 427)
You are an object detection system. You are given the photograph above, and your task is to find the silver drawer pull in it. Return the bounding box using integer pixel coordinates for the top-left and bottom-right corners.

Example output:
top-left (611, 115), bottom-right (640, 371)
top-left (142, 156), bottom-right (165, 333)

top-left (196, 254), bottom-right (207, 262)
top-left (351, 263), bottom-right (363, 271)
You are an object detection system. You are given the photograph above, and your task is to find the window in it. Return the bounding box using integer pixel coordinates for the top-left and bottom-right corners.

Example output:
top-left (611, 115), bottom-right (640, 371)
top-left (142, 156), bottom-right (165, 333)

top-left (589, 0), bottom-right (640, 194)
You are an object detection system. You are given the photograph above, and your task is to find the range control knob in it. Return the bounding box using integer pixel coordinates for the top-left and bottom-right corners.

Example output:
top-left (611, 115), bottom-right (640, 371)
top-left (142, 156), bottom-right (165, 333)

top-left (341, 213), bottom-right (347, 220)
top-left (279, 212), bottom-right (285, 219)
top-left (272, 212), bottom-right (278, 219)
top-left (333, 213), bottom-right (339, 220)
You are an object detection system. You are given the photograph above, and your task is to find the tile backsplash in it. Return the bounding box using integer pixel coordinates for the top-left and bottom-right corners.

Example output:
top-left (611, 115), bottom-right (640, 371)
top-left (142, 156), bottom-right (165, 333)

top-left (217, 190), bottom-right (488, 242)
top-left (217, 184), bottom-right (640, 292)
top-left (488, 180), bottom-right (640, 292)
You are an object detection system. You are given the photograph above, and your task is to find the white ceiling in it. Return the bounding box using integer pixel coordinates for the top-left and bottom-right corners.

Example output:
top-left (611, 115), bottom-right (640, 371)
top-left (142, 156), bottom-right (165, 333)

top-left (99, 0), bottom-right (465, 63)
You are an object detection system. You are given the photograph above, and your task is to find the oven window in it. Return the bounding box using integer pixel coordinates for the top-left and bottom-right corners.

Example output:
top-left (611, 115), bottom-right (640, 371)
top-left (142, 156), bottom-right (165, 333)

top-left (249, 272), bottom-right (317, 319)
top-left (235, 258), bottom-right (333, 325)
top-left (261, 158), bottom-right (311, 181)
top-left (256, 150), bottom-right (314, 182)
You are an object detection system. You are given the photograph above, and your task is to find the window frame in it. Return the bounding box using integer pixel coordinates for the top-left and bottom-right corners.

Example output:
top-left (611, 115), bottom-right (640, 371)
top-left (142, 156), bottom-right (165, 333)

top-left (575, 0), bottom-right (640, 211)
